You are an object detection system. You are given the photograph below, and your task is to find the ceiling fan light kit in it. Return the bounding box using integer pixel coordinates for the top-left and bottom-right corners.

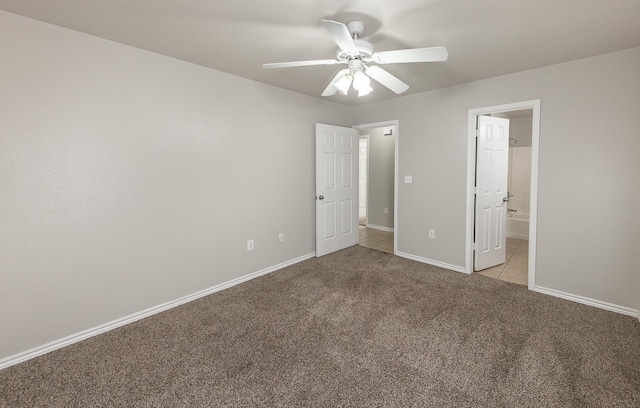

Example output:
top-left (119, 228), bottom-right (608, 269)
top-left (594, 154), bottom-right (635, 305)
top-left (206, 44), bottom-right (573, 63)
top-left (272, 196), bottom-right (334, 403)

top-left (263, 19), bottom-right (448, 98)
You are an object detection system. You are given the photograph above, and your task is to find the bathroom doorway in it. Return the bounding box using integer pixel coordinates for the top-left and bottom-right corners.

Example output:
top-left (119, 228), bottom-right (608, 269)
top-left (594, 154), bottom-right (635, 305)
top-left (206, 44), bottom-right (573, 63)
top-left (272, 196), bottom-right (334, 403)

top-left (466, 100), bottom-right (540, 290)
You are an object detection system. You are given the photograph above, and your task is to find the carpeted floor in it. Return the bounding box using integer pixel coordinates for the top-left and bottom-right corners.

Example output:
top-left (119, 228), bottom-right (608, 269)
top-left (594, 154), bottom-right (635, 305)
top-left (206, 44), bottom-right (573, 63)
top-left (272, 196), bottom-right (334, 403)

top-left (1, 246), bottom-right (639, 407)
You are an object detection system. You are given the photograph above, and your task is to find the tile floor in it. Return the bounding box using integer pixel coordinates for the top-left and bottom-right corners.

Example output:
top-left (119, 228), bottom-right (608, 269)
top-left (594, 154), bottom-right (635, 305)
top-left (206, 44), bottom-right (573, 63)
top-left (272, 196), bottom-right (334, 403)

top-left (476, 238), bottom-right (528, 285)
top-left (358, 225), bottom-right (394, 254)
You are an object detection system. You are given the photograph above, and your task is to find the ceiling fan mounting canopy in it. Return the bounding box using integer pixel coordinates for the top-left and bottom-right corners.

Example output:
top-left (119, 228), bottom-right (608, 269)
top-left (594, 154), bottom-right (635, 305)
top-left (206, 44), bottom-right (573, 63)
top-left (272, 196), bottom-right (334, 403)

top-left (346, 20), bottom-right (365, 38)
top-left (262, 19), bottom-right (448, 97)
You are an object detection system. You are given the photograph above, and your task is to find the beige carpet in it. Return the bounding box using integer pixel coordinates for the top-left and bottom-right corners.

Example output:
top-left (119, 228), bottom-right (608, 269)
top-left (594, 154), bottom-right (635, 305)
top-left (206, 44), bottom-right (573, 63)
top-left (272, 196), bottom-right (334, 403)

top-left (1, 246), bottom-right (639, 407)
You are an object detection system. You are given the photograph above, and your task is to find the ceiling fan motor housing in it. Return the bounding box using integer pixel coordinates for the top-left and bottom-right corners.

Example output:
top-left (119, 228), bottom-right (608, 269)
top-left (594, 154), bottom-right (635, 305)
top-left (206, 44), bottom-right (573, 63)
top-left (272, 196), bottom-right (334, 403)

top-left (334, 20), bottom-right (373, 61)
top-left (337, 39), bottom-right (374, 60)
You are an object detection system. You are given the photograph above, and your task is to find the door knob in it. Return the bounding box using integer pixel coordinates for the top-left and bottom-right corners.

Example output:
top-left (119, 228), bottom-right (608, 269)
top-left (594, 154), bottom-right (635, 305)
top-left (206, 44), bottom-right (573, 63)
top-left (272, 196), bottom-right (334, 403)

top-left (503, 196), bottom-right (510, 203)
top-left (318, 195), bottom-right (324, 200)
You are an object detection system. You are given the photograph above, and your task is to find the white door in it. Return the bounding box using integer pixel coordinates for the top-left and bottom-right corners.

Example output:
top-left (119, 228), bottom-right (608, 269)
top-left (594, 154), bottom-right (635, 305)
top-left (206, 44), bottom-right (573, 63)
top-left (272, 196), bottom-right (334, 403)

top-left (315, 123), bottom-right (359, 257)
top-left (474, 116), bottom-right (510, 271)
top-left (358, 137), bottom-right (368, 219)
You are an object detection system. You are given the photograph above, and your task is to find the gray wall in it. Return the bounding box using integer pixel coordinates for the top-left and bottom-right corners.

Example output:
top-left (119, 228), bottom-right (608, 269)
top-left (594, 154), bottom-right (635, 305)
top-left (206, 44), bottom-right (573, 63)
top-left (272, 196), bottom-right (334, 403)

top-left (0, 11), bottom-right (351, 360)
top-left (353, 47), bottom-right (640, 311)
top-left (360, 127), bottom-right (395, 229)
top-left (510, 116), bottom-right (533, 147)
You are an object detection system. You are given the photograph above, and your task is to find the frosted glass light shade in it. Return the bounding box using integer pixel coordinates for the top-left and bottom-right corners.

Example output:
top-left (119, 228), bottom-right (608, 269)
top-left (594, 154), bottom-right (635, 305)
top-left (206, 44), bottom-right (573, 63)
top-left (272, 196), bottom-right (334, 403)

top-left (352, 70), bottom-right (372, 96)
top-left (334, 74), bottom-right (353, 95)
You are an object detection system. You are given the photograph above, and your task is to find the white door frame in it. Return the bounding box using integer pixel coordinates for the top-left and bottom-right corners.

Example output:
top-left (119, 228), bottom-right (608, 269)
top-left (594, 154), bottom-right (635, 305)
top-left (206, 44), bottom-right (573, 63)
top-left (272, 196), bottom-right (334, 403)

top-left (465, 100), bottom-right (541, 290)
top-left (352, 120), bottom-right (399, 255)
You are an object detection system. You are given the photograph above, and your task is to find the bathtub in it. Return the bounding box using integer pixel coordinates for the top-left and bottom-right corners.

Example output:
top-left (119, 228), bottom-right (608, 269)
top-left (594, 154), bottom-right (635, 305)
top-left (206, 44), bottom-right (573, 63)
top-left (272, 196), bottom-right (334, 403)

top-left (506, 212), bottom-right (529, 240)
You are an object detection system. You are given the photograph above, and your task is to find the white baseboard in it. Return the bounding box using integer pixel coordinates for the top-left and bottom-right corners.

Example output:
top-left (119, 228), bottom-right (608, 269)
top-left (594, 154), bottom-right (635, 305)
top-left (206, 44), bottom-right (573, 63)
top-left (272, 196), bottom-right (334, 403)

top-left (366, 223), bottom-right (394, 233)
top-left (396, 251), bottom-right (467, 274)
top-left (506, 232), bottom-right (529, 240)
top-left (534, 286), bottom-right (638, 318)
top-left (0, 252), bottom-right (316, 371)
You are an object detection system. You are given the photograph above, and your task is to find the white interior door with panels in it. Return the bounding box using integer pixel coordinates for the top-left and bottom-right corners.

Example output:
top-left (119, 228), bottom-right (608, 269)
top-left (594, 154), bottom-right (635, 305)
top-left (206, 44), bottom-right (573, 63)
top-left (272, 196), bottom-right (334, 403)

top-left (358, 137), bottom-right (368, 218)
top-left (315, 123), bottom-right (359, 257)
top-left (474, 116), bottom-right (510, 271)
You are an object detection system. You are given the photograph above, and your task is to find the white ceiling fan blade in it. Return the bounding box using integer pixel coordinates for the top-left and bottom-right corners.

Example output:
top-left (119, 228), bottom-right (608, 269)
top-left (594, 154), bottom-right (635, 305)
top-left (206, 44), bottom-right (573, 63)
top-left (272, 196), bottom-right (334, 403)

top-left (372, 46), bottom-right (448, 64)
top-left (321, 20), bottom-right (358, 54)
top-left (365, 65), bottom-right (409, 94)
top-left (321, 69), bottom-right (349, 96)
top-left (263, 59), bottom-right (341, 69)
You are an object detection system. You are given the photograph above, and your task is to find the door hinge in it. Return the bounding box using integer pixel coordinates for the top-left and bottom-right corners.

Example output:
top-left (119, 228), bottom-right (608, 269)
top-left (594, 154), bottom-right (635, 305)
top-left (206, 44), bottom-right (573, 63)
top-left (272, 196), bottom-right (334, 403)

top-left (473, 186), bottom-right (478, 195)
top-left (473, 242), bottom-right (478, 251)
top-left (475, 129), bottom-right (479, 138)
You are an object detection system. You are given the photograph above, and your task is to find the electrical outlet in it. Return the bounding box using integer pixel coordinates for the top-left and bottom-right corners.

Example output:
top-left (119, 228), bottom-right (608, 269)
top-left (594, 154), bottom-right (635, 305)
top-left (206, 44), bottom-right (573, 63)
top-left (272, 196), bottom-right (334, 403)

top-left (247, 239), bottom-right (254, 251)
top-left (404, 175), bottom-right (413, 183)
top-left (428, 229), bottom-right (435, 239)
top-left (384, 207), bottom-right (388, 214)
top-left (278, 233), bottom-right (284, 243)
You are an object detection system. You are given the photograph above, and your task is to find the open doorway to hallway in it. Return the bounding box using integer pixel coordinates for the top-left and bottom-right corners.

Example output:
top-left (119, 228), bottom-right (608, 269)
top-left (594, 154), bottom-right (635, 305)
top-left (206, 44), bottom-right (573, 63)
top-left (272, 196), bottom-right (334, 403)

top-left (354, 121), bottom-right (398, 254)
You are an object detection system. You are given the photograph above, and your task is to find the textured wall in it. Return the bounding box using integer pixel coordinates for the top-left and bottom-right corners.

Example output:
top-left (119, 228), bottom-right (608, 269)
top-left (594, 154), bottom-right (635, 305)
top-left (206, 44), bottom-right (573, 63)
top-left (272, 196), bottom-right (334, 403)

top-left (0, 11), bottom-right (351, 360)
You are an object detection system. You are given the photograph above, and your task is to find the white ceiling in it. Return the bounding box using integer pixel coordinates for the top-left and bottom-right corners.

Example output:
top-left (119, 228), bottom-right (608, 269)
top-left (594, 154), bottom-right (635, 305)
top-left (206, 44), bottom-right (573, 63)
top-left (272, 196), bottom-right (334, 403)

top-left (1, 0), bottom-right (639, 106)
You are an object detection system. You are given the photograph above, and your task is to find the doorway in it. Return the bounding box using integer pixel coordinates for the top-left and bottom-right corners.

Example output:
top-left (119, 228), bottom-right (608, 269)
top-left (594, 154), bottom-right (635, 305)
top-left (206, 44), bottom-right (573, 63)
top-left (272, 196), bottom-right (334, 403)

top-left (466, 100), bottom-right (540, 290)
top-left (353, 120), bottom-right (398, 255)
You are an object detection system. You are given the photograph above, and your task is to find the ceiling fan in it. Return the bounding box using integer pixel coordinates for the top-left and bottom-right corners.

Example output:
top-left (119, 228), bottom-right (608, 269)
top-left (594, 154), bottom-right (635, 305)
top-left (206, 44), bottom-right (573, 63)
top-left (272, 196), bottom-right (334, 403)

top-left (263, 19), bottom-right (448, 97)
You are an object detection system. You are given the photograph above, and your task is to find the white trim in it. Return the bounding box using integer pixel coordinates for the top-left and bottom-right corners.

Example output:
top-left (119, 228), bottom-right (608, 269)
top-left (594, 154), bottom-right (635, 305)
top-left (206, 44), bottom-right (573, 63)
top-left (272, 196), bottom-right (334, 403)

top-left (396, 251), bottom-right (467, 274)
top-left (366, 224), bottom-right (394, 232)
top-left (353, 120), bottom-right (399, 256)
top-left (466, 100), bottom-right (541, 292)
top-left (506, 232), bottom-right (529, 240)
top-left (534, 286), bottom-right (639, 318)
top-left (0, 252), bottom-right (315, 371)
